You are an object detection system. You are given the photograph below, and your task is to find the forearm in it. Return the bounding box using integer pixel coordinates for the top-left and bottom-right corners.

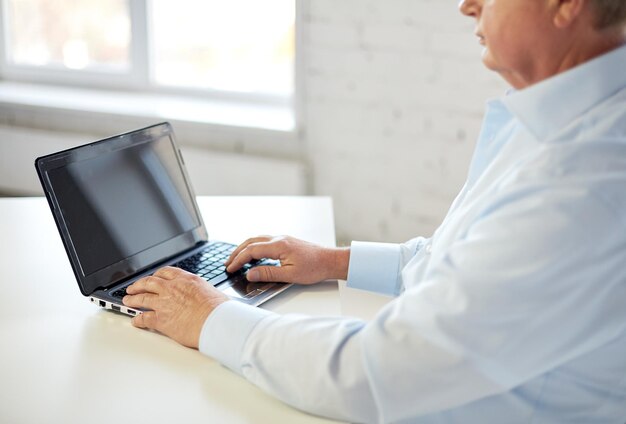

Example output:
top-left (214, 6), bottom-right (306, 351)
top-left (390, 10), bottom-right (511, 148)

top-left (241, 313), bottom-right (379, 422)
top-left (199, 301), bottom-right (378, 422)
top-left (326, 237), bottom-right (426, 285)
top-left (226, 293), bottom-right (506, 423)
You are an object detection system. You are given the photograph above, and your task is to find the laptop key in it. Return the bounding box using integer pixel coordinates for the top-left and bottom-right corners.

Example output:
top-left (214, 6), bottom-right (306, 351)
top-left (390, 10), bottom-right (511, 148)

top-left (207, 273), bottom-right (229, 286)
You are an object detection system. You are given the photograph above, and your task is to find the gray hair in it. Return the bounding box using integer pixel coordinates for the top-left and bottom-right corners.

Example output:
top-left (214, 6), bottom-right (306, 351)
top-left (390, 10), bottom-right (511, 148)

top-left (591, 0), bottom-right (626, 29)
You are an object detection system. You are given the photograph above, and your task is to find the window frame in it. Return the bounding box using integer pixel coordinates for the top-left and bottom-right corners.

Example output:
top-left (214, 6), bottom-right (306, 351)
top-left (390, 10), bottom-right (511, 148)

top-left (0, 0), bottom-right (298, 108)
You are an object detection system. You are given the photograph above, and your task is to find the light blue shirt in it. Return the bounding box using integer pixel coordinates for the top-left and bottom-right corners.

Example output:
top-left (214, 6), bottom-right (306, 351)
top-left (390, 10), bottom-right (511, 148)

top-left (199, 44), bottom-right (626, 423)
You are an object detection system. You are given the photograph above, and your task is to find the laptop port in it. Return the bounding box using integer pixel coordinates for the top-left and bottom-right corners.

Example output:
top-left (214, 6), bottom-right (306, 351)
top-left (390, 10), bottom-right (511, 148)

top-left (127, 309), bottom-right (136, 316)
top-left (111, 305), bottom-right (121, 312)
top-left (99, 300), bottom-right (106, 308)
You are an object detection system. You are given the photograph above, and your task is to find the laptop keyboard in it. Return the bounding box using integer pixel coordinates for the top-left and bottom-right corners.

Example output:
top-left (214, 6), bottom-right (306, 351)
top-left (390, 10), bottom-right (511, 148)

top-left (110, 241), bottom-right (276, 299)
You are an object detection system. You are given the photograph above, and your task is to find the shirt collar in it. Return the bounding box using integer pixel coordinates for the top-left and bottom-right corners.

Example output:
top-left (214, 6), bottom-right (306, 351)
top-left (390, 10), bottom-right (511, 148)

top-left (501, 44), bottom-right (626, 142)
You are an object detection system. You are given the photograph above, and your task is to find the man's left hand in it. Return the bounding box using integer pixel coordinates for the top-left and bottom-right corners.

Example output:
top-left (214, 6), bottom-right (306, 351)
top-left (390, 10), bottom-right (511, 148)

top-left (122, 266), bottom-right (229, 348)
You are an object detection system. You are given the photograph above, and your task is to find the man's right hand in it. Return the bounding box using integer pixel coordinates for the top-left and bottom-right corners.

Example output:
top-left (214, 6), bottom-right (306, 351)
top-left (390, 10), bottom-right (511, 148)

top-left (225, 235), bottom-right (350, 284)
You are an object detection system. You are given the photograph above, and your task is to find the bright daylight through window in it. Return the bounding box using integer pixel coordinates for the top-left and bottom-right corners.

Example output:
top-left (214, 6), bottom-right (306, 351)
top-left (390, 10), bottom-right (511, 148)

top-left (2, 0), bottom-right (295, 99)
top-left (6, 0), bottom-right (130, 70)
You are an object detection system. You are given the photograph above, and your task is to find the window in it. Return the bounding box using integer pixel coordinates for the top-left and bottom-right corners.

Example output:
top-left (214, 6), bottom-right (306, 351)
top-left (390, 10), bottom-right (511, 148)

top-left (5, 0), bottom-right (130, 71)
top-left (0, 0), bottom-right (295, 103)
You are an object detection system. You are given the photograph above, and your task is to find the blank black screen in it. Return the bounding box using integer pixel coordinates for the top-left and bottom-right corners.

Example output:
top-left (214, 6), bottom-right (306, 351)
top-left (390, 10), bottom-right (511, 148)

top-left (48, 134), bottom-right (200, 276)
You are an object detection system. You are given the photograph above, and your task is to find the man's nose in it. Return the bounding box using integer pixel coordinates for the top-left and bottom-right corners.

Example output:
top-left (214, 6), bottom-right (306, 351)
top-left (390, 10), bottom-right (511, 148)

top-left (459, 0), bottom-right (481, 18)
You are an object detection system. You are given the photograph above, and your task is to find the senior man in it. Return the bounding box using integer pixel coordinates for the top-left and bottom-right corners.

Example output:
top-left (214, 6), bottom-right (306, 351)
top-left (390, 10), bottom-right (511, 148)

top-left (123, 0), bottom-right (626, 422)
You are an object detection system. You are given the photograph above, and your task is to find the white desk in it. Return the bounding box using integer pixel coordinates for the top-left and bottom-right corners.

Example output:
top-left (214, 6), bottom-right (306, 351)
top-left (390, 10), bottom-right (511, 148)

top-left (0, 196), bottom-right (342, 424)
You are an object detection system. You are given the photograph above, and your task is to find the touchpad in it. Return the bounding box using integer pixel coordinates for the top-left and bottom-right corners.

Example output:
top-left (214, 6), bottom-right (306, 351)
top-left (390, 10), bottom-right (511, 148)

top-left (221, 274), bottom-right (274, 299)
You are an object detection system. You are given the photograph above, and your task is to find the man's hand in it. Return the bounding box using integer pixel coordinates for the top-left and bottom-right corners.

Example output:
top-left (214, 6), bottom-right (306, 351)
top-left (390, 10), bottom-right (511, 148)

top-left (225, 235), bottom-right (350, 284)
top-left (122, 266), bottom-right (228, 349)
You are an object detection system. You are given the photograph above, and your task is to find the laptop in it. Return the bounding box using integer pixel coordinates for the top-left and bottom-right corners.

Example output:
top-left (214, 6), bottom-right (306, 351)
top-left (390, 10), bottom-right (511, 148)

top-left (35, 122), bottom-right (291, 317)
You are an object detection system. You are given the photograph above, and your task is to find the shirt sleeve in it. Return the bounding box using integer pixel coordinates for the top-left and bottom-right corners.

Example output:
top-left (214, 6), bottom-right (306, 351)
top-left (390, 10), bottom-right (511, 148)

top-left (199, 183), bottom-right (626, 423)
top-left (198, 300), bottom-right (272, 375)
top-left (347, 237), bottom-right (427, 296)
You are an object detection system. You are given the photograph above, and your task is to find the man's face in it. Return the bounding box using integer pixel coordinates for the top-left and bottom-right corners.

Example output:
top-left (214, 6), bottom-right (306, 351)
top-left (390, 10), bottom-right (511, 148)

top-left (459, 0), bottom-right (556, 88)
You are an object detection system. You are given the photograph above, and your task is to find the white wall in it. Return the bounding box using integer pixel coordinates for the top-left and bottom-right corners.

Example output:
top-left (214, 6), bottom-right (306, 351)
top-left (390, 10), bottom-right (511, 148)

top-left (302, 0), bottom-right (508, 243)
top-left (0, 125), bottom-right (306, 196)
top-left (0, 0), bottom-right (509, 244)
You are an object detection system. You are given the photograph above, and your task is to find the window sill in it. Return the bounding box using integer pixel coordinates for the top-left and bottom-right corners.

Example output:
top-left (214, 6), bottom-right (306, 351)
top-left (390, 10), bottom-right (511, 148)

top-left (0, 81), bottom-right (301, 159)
top-left (0, 81), bottom-right (295, 131)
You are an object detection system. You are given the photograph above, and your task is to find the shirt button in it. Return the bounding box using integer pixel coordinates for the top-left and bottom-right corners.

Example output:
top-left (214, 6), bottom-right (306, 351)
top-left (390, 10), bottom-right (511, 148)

top-left (425, 243), bottom-right (432, 254)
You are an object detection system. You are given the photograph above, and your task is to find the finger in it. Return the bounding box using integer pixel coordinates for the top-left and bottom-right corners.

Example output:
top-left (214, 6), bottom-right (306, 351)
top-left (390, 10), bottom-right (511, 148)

top-left (246, 265), bottom-right (295, 283)
top-left (123, 292), bottom-right (159, 310)
top-left (154, 266), bottom-right (185, 280)
top-left (226, 241), bottom-right (283, 273)
top-left (131, 311), bottom-right (157, 329)
top-left (225, 236), bottom-right (272, 267)
top-left (126, 275), bottom-right (166, 294)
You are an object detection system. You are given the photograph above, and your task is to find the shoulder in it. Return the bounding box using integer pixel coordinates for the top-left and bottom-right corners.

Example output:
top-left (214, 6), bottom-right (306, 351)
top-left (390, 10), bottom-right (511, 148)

top-left (499, 84), bottom-right (626, 215)
top-left (490, 138), bottom-right (626, 230)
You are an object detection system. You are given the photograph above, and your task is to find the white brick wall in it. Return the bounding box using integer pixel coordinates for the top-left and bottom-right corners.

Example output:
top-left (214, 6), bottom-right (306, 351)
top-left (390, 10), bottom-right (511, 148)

top-left (303, 0), bottom-right (508, 243)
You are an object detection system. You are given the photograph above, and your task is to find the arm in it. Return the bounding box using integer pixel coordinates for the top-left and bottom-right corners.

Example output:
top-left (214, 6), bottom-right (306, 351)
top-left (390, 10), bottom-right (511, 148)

top-left (224, 235), bottom-right (429, 295)
top-left (198, 185), bottom-right (626, 422)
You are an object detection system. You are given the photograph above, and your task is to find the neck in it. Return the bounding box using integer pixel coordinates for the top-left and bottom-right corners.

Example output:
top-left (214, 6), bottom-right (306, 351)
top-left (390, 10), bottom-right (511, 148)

top-left (507, 27), bottom-right (625, 90)
top-left (555, 28), bottom-right (626, 74)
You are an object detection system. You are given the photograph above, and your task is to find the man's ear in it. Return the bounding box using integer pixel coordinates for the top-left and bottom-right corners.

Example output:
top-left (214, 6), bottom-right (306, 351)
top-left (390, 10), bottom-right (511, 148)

top-left (553, 0), bottom-right (587, 29)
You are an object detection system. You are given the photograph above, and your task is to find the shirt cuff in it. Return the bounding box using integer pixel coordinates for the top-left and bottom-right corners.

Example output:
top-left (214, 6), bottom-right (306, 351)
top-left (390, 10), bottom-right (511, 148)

top-left (346, 241), bottom-right (402, 296)
top-left (198, 300), bottom-right (274, 374)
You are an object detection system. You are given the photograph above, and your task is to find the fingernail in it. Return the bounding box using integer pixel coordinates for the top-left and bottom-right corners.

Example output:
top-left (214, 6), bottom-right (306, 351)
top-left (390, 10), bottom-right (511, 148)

top-left (123, 295), bottom-right (129, 304)
top-left (247, 270), bottom-right (259, 282)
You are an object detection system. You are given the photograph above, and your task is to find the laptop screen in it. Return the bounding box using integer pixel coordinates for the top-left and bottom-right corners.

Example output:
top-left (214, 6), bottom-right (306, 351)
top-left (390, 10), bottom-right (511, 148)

top-left (36, 123), bottom-right (207, 295)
